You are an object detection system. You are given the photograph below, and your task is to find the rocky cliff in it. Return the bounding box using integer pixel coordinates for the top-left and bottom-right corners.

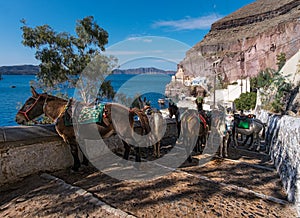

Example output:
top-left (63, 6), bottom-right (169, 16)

top-left (182, 0), bottom-right (300, 82)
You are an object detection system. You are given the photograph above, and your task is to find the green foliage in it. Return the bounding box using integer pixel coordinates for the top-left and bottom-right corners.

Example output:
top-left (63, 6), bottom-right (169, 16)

top-left (98, 80), bottom-right (115, 101)
top-left (269, 73), bottom-right (292, 113)
top-left (276, 52), bottom-right (286, 71)
top-left (238, 52), bottom-right (289, 113)
top-left (74, 55), bottom-right (118, 103)
top-left (250, 68), bottom-right (274, 91)
top-left (252, 66), bottom-right (292, 113)
top-left (234, 92), bottom-right (257, 111)
top-left (21, 16), bottom-right (116, 103)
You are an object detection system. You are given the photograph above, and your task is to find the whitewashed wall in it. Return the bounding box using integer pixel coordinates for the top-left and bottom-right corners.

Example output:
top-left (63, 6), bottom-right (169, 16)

top-left (256, 110), bottom-right (300, 213)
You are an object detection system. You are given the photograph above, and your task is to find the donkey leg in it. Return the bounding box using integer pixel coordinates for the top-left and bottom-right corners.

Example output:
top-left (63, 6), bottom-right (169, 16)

top-left (177, 121), bottom-right (181, 139)
top-left (201, 132), bottom-right (208, 153)
top-left (218, 137), bottom-right (224, 157)
top-left (232, 128), bottom-right (238, 148)
top-left (122, 140), bottom-right (130, 160)
top-left (77, 139), bottom-right (89, 166)
top-left (187, 144), bottom-right (193, 163)
top-left (242, 135), bottom-right (250, 146)
top-left (248, 134), bottom-right (263, 152)
top-left (227, 132), bottom-right (232, 148)
top-left (223, 133), bottom-right (229, 157)
top-left (153, 143), bottom-right (157, 157)
top-left (193, 136), bottom-right (199, 153)
top-left (69, 144), bottom-right (81, 171)
top-left (248, 135), bottom-right (255, 150)
top-left (81, 153), bottom-right (89, 166)
top-left (134, 147), bottom-right (141, 162)
top-left (153, 142), bottom-right (160, 158)
top-left (254, 134), bottom-right (261, 151)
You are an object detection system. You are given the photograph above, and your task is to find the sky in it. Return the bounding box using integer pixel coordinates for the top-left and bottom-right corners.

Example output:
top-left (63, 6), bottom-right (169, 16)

top-left (0, 0), bottom-right (255, 70)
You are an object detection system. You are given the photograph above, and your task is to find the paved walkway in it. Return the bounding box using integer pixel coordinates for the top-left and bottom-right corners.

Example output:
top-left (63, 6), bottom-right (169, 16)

top-left (0, 174), bottom-right (134, 218)
top-left (0, 147), bottom-right (298, 218)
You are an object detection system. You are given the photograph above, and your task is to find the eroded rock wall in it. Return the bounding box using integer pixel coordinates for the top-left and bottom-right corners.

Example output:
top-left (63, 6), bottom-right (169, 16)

top-left (182, 0), bottom-right (300, 82)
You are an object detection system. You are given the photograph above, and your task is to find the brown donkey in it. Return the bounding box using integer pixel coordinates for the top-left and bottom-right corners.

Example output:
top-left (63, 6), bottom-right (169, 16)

top-left (16, 86), bottom-right (150, 171)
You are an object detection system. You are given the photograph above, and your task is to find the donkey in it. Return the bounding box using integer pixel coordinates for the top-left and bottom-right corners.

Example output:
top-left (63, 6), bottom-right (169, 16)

top-left (231, 114), bottom-right (266, 151)
top-left (168, 102), bottom-right (181, 139)
top-left (16, 86), bottom-right (150, 171)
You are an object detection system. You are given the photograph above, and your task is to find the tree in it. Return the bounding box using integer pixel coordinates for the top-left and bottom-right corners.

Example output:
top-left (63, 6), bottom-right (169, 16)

top-left (250, 68), bottom-right (274, 91)
top-left (21, 16), bottom-right (116, 102)
top-left (234, 92), bottom-right (257, 111)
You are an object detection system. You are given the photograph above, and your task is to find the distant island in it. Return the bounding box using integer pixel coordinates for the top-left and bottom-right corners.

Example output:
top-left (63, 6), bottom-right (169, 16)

top-left (0, 65), bottom-right (39, 75)
top-left (0, 65), bottom-right (176, 75)
top-left (112, 67), bottom-right (176, 75)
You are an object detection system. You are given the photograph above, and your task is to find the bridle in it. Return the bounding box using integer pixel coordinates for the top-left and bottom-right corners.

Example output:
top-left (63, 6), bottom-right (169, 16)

top-left (17, 94), bottom-right (48, 122)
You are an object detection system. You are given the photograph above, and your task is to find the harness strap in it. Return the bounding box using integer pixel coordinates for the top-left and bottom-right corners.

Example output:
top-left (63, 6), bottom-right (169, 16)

top-left (198, 114), bottom-right (207, 127)
top-left (130, 108), bottom-right (151, 134)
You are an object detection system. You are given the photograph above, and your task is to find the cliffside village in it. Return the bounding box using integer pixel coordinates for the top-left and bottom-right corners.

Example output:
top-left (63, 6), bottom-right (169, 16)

top-left (165, 64), bottom-right (250, 111)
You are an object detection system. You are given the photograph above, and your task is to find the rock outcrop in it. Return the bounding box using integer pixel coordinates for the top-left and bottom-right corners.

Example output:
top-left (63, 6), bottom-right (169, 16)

top-left (181, 0), bottom-right (300, 82)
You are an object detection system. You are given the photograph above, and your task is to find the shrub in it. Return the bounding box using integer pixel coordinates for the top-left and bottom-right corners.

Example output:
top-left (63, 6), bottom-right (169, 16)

top-left (234, 92), bottom-right (257, 111)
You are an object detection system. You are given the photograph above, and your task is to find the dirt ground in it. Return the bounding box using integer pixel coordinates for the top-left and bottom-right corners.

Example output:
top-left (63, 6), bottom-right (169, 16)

top-left (0, 145), bottom-right (298, 218)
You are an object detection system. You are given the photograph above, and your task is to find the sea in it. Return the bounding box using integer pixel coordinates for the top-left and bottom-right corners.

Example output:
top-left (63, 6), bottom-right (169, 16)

top-left (0, 74), bottom-right (172, 126)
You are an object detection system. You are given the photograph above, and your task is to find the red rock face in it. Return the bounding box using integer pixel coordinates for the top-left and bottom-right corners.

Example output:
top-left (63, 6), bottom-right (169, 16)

top-left (182, 0), bottom-right (300, 82)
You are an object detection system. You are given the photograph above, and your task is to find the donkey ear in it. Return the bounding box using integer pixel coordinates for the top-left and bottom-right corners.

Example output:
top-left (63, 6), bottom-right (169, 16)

top-left (30, 86), bottom-right (39, 97)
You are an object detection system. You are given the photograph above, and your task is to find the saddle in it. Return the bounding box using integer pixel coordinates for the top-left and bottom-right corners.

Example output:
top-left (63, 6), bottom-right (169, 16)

top-left (234, 114), bottom-right (253, 129)
top-left (78, 103), bottom-right (106, 124)
top-left (63, 100), bottom-right (106, 126)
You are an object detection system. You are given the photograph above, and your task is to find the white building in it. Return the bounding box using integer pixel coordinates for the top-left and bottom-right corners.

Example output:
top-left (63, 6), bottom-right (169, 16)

top-left (206, 78), bottom-right (251, 109)
top-left (191, 76), bottom-right (207, 86)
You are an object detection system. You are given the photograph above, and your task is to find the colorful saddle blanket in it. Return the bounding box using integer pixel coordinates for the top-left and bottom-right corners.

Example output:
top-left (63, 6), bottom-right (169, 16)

top-left (238, 120), bottom-right (250, 129)
top-left (78, 103), bottom-right (105, 124)
top-left (237, 116), bottom-right (252, 129)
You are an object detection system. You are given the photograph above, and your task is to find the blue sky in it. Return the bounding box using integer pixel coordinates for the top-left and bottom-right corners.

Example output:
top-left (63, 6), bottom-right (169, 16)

top-left (0, 0), bottom-right (255, 69)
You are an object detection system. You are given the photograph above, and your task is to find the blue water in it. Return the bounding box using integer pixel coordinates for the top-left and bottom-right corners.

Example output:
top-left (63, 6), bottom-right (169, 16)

top-left (0, 74), bottom-right (171, 126)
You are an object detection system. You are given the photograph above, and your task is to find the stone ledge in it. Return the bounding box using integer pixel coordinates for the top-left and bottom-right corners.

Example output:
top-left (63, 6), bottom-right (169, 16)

top-left (0, 119), bottom-right (178, 185)
top-left (0, 124), bottom-right (57, 141)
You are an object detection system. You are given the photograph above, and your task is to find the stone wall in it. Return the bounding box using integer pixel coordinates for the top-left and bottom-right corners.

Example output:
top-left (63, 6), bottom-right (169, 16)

top-left (0, 119), bottom-right (178, 185)
top-left (0, 125), bottom-right (71, 185)
top-left (256, 110), bottom-right (300, 212)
